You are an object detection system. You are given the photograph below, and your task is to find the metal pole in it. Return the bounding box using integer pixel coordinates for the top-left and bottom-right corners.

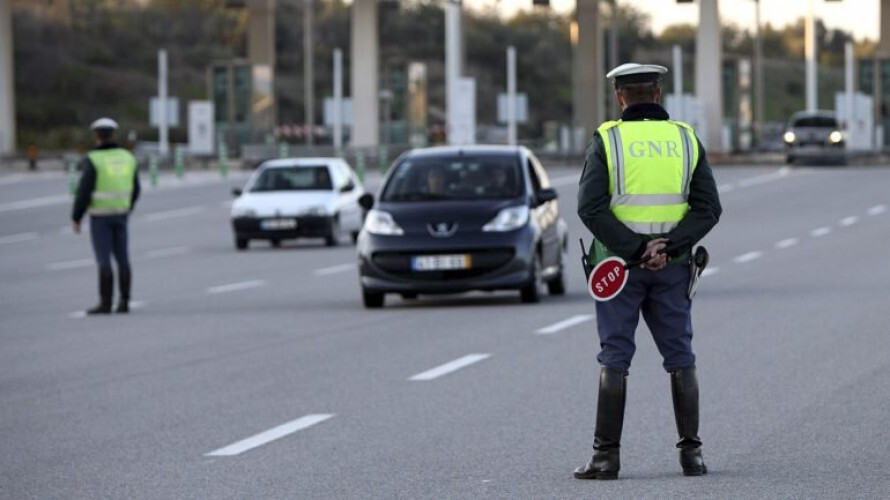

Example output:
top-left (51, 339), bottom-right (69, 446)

top-left (158, 49), bottom-right (169, 158)
top-left (805, 0), bottom-right (817, 112)
top-left (754, 0), bottom-right (764, 148)
top-left (333, 48), bottom-right (343, 151)
top-left (0, 0), bottom-right (16, 156)
top-left (304, 0), bottom-right (314, 146)
top-left (845, 41), bottom-right (854, 129)
top-left (672, 44), bottom-right (683, 122)
top-left (445, 0), bottom-right (462, 145)
top-left (506, 46), bottom-right (517, 146)
top-left (608, 0), bottom-right (618, 115)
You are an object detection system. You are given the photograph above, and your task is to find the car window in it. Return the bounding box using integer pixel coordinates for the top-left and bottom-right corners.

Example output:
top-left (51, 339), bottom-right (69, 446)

top-left (528, 154), bottom-right (551, 189)
top-left (792, 116), bottom-right (837, 128)
top-left (249, 166), bottom-right (333, 192)
top-left (526, 158), bottom-right (542, 192)
top-left (381, 156), bottom-right (523, 201)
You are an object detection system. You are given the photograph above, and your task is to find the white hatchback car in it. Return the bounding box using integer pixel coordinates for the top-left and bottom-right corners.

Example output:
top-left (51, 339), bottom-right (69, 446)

top-left (230, 158), bottom-right (366, 250)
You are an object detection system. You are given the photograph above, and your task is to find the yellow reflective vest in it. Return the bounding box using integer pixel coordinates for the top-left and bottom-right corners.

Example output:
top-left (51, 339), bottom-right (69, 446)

top-left (87, 148), bottom-right (137, 215)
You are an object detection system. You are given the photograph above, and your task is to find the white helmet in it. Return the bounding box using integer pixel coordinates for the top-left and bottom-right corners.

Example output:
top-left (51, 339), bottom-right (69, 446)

top-left (90, 117), bottom-right (119, 130)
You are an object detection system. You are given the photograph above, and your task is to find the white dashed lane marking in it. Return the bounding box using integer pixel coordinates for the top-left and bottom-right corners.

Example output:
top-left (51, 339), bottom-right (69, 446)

top-left (535, 315), bottom-right (593, 335)
top-left (143, 206), bottom-right (207, 222)
top-left (46, 258), bottom-right (94, 271)
top-left (701, 267), bottom-right (720, 277)
top-left (868, 204), bottom-right (886, 216)
top-left (313, 263), bottom-right (356, 276)
top-left (810, 227), bottom-right (832, 238)
top-left (409, 354), bottom-right (491, 381)
top-left (204, 414), bottom-right (335, 457)
top-left (0, 232), bottom-right (38, 246)
top-left (206, 280), bottom-right (266, 294)
top-left (733, 251), bottom-right (763, 264)
top-left (839, 216), bottom-right (859, 227)
top-left (775, 238), bottom-right (799, 250)
top-left (144, 246), bottom-right (190, 258)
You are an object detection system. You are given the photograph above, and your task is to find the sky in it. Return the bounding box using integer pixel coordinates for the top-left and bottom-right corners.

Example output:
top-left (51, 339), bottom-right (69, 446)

top-left (465, 0), bottom-right (880, 42)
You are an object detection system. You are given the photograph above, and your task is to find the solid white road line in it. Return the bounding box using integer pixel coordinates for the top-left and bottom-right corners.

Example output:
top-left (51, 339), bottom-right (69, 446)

top-left (775, 238), bottom-right (799, 250)
top-left (0, 194), bottom-right (70, 213)
top-left (144, 246), bottom-right (190, 258)
top-left (839, 216), bottom-right (859, 227)
top-left (312, 263), bottom-right (356, 276)
top-left (46, 258), bottom-right (94, 271)
top-left (204, 414), bottom-right (335, 457)
top-left (810, 227), bottom-right (831, 238)
top-left (733, 251), bottom-right (763, 264)
top-left (535, 314), bottom-right (594, 335)
top-left (868, 204), bottom-right (886, 216)
top-left (143, 206), bottom-right (207, 222)
top-left (206, 280), bottom-right (266, 294)
top-left (701, 267), bottom-right (720, 278)
top-left (0, 232), bottom-right (39, 246)
top-left (409, 354), bottom-right (491, 381)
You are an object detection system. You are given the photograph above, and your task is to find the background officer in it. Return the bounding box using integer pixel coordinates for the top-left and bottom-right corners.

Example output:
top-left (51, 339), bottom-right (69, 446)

top-left (71, 117), bottom-right (140, 315)
top-left (574, 63), bottom-right (722, 480)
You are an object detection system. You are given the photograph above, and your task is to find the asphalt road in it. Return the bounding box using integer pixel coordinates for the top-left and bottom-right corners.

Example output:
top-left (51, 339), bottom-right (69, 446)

top-left (1, 161), bottom-right (889, 499)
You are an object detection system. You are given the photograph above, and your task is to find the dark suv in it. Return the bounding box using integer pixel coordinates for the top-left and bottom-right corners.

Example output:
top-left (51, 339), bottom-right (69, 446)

top-left (783, 111), bottom-right (845, 164)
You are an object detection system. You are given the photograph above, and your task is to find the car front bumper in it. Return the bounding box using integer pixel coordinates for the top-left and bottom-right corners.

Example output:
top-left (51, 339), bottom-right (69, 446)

top-left (232, 215), bottom-right (333, 240)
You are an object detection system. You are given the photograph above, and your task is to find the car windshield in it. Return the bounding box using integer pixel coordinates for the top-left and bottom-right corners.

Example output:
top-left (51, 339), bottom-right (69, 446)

top-left (381, 156), bottom-right (523, 201)
top-left (792, 116), bottom-right (837, 128)
top-left (249, 166), bottom-right (333, 192)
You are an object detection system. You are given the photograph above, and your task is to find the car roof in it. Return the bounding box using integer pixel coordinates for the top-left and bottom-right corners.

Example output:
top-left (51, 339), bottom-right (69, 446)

top-left (403, 145), bottom-right (528, 159)
top-left (258, 157), bottom-right (343, 169)
top-left (790, 110), bottom-right (836, 119)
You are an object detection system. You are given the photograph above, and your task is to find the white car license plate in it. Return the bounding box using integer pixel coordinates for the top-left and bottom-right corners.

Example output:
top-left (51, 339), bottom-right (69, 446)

top-left (411, 254), bottom-right (471, 271)
top-left (260, 218), bottom-right (297, 230)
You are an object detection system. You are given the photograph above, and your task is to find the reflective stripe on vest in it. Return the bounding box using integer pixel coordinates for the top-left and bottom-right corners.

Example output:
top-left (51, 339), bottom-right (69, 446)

top-left (597, 120), bottom-right (699, 234)
top-left (87, 149), bottom-right (136, 215)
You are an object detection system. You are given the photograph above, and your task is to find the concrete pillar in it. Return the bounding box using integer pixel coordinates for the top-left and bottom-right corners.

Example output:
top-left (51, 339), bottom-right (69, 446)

top-left (573, 0), bottom-right (601, 147)
top-left (247, 0), bottom-right (276, 136)
top-left (880, 0), bottom-right (890, 56)
top-left (695, 0), bottom-right (724, 152)
top-left (0, 0), bottom-right (15, 155)
top-left (805, 0), bottom-right (817, 112)
top-left (351, 0), bottom-right (379, 147)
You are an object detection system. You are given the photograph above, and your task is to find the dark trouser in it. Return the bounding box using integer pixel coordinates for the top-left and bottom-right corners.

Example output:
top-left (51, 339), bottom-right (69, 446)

top-left (594, 264), bottom-right (694, 374)
top-left (89, 214), bottom-right (131, 306)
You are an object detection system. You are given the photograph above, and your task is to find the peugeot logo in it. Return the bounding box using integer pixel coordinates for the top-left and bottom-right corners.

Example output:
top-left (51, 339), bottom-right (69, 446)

top-left (427, 221), bottom-right (458, 238)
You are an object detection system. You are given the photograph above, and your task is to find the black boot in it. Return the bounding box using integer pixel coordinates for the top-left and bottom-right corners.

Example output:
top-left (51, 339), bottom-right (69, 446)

top-left (671, 366), bottom-right (707, 476)
top-left (116, 267), bottom-right (131, 313)
top-left (574, 367), bottom-right (627, 480)
top-left (87, 268), bottom-right (113, 315)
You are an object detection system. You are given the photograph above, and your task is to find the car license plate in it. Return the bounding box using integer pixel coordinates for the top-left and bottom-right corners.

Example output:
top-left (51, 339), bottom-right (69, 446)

top-left (411, 254), bottom-right (471, 271)
top-left (260, 218), bottom-right (297, 230)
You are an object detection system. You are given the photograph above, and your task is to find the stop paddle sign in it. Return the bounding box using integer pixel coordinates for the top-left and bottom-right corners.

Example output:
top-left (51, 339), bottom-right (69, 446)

top-left (588, 256), bottom-right (629, 301)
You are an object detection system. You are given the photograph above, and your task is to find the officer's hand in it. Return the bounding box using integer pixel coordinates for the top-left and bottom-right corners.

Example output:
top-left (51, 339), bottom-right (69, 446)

top-left (72, 221), bottom-right (81, 234)
top-left (641, 238), bottom-right (668, 271)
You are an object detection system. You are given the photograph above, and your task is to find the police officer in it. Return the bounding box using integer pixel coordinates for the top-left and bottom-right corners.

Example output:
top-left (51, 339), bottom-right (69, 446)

top-left (72, 118), bottom-right (140, 315)
top-left (574, 64), bottom-right (722, 479)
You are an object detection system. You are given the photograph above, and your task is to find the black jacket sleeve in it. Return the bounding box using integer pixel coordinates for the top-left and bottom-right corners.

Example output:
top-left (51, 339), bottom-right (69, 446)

top-left (130, 167), bottom-right (141, 211)
top-left (577, 133), bottom-right (648, 261)
top-left (71, 158), bottom-right (96, 223)
top-left (665, 138), bottom-right (722, 255)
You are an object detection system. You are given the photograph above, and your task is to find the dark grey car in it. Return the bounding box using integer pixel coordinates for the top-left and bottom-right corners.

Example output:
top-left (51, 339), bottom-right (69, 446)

top-left (356, 146), bottom-right (568, 309)
top-left (783, 111), bottom-right (845, 164)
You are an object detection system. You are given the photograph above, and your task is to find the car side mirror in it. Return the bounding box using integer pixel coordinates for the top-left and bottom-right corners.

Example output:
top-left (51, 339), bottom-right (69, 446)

top-left (231, 187), bottom-right (242, 197)
top-left (536, 187), bottom-right (558, 205)
top-left (358, 193), bottom-right (375, 210)
top-left (340, 181), bottom-right (355, 193)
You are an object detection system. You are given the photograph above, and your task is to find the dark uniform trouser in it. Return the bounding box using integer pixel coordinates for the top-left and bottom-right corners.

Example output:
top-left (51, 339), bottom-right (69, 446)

top-left (89, 214), bottom-right (130, 271)
top-left (595, 264), bottom-right (694, 374)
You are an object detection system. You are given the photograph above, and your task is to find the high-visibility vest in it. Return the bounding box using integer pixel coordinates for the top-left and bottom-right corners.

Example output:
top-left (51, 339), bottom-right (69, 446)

top-left (87, 148), bottom-right (137, 215)
top-left (598, 119), bottom-right (699, 234)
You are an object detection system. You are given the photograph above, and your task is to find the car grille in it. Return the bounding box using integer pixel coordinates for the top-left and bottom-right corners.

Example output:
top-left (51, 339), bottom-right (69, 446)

top-left (372, 248), bottom-right (516, 281)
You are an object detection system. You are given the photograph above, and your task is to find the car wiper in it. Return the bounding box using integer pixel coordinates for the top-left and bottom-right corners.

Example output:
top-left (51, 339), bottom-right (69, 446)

top-left (389, 192), bottom-right (451, 201)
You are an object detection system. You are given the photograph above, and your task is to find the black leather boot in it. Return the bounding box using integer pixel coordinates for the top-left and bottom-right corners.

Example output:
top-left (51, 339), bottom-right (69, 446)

top-left (87, 267), bottom-right (113, 315)
top-left (116, 267), bottom-right (131, 313)
top-left (574, 367), bottom-right (627, 480)
top-left (671, 366), bottom-right (707, 476)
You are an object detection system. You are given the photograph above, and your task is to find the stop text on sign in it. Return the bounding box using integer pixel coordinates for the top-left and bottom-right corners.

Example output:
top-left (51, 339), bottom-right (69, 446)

top-left (588, 257), bottom-right (628, 301)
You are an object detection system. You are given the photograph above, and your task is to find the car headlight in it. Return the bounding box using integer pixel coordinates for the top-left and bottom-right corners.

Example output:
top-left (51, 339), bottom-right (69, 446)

top-left (232, 206), bottom-right (257, 218)
top-left (828, 131), bottom-right (843, 144)
top-left (482, 205), bottom-right (529, 232)
top-left (364, 209), bottom-right (404, 236)
top-left (783, 131), bottom-right (796, 143)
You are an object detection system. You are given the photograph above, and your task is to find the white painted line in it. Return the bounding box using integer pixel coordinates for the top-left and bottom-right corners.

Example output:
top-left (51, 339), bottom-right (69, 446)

top-left (145, 246), bottom-right (190, 258)
top-left (701, 267), bottom-right (720, 277)
top-left (733, 251), bottom-right (763, 264)
top-left (736, 167), bottom-right (791, 188)
top-left (312, 263), bottom-right (356, 276)
top-left (409, 354), bottom-right (491, 381)
top-left (0, 194), bottom-right (70, 213)
top-left (868, 204), bottom-right (886, 216)
top-left (0, 232), bottom-right (39, 245)
top-left (810, 227), bottom-right (831, 238)
top-left (143, 206), bottom-right (207, 222)
top-left (69, 311), bottom-right (87, 319)
top-left (206, 279), bottom-right (266, 294)
top-left (130, 301), bottom-right (146, 310)
top-left (204, 414), bottom-right (335, 457)
top-left (717, 183), bottom-right (735, 193)
top-left (535, 314), bottom-right (593, 335)
top-left (46, 258), bottom-right (94, 271)
top-left (839, 216), bottom-right (859, 227)
top-left (775, 238), bottom-right (799, 250)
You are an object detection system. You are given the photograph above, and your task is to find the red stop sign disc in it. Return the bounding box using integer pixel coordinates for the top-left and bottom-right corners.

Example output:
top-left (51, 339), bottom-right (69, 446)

top-left (588, 257), bottom-right (628, 301)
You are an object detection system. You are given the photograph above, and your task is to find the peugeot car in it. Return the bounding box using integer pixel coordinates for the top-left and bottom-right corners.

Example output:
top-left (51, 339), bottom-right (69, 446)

top-left (356, 146), bottom-right (568, 308)
top-left (230, 158), bottom-right (365, 249)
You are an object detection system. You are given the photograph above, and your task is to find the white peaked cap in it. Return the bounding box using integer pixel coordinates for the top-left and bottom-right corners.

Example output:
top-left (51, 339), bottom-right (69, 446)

top-left (606, 63), bottom-right (669, 84)
top-left (90, 117), bottom-right (119, 130)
